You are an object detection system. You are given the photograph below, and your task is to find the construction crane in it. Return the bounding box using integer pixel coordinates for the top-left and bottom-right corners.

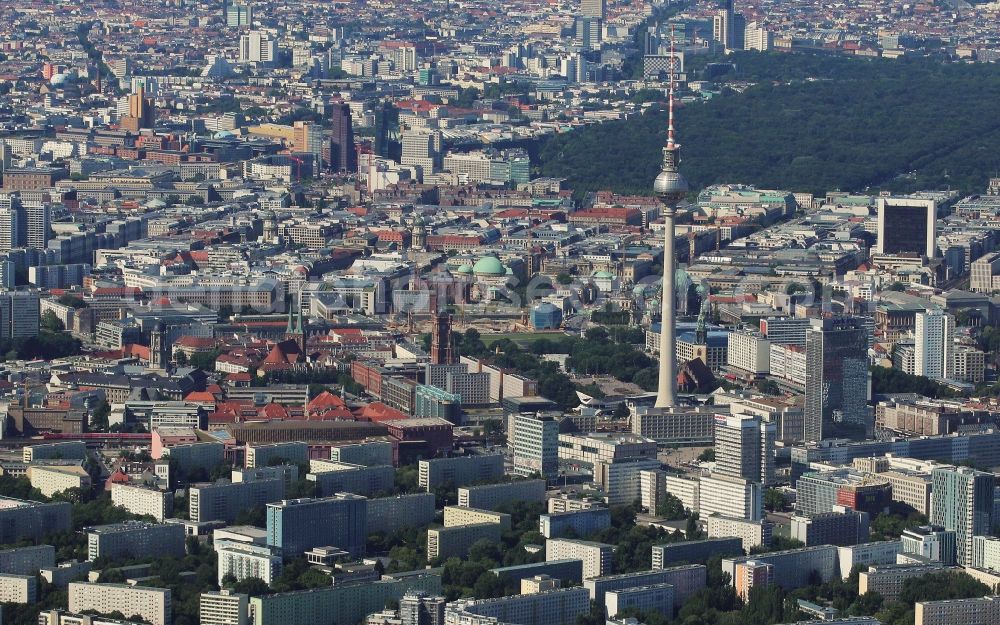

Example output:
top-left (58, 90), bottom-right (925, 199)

top-left (287, 155), bottom-right (305, 181)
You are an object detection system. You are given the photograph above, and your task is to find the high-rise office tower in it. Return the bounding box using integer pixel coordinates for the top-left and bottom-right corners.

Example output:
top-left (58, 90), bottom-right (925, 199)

top-left (652, 30), bottom-right (688, 409)
top-left (292, 121), bottom-right (324, 174)
top-left (643, 30), bottom-right (659, 55)
top-left (104, 57), bottom-right (132, 80)
top-left (573, 18), bottom-right (602, 51)
top-left (511, 413), bottom-right (559, 478)
top-left (731, 13), bottom-right (747, 50)
top-left (121, 87), bottom-right (155, 131)
top-left (713, 0), bottom-right (735, 48)
top-left (744, 21), bottom-right (773, 51)
top-left (25, 201), bottom-right (50, 250)
top-left (713, 9), bottom-right (729, 47)
top-left (804, 317), bottom-right (870, 441)
top-left (225, 2), bottom-right (252, 27)
top-left (876, 197), bottom-right (937, 258)
top-left (580, 0), bottom-right (606, 19)
top-left (239, 31), bottom-right (277, 65)
top-left (914, 309), bottom-right (954, 381)
top-left (399, 590), bottom-right (446, 625)
top-left (576, 0), bottom-right (604, 50)
top-left (266, 495), bottom-right (366, 558)
top-left (713, 0), bottom-right (746, 51)
top-left (0, 262), bottom-right (14, 290)
top-left (329, 103), bottom-right (357, 173)
top-left (714, 414), bottom-right (776, 486)
top-left (400, 129), bottom-right (442, 180)
top-left (430, 311), bottom-right (454, 365)
top-left (0, 203), bottom-right (18, 251)
top-left (130, 77), bottom-right (159, 98)
top-left (0, 290), bottom-right (40, 339)
top-left (129, 88), bottom-right (153, 126)
top-left (0, 142), bottom-right (10, 175)
top-left (931, 466), bottom-right (994, 566)
top-left (373, 102), bottom-right (399, 158)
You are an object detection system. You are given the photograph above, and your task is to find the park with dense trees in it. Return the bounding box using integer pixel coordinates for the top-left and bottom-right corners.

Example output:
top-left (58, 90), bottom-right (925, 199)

top-left (537, 53), bottom-right (1000, 197)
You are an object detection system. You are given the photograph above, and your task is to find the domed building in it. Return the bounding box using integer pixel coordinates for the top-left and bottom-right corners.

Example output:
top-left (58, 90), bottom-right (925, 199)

top-left (470, 255), bottom-right (511, 302)
top-left (473, 255), bottom-right (505, 277)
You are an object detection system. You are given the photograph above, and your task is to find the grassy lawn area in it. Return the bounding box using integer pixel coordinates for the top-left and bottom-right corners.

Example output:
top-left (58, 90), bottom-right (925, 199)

top-left (481, 332), bottom-right (564, 347)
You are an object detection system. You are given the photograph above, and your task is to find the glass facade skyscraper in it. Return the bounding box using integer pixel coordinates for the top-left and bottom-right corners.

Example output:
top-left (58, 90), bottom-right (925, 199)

top-left (804, 317), bottom-right (870, 442)
top-left (876, 198), bottom-right (937, 258)
top-left (931, 466), bottom-right (994, 566)
top-left (329, 103), bottom-right (356, 173)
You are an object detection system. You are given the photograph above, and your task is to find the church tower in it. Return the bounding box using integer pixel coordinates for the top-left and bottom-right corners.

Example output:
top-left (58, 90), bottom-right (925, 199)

top-left (411, 214), bottom-right (427, 251)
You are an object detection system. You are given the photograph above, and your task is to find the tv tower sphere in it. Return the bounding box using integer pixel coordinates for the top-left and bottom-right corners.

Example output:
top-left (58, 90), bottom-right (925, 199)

top-left (653, 159), bottom-right (689, 204)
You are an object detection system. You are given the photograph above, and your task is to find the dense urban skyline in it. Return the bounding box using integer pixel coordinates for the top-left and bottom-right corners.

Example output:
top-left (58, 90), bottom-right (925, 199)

top-left (1, 1), bottom-right (1000, 625)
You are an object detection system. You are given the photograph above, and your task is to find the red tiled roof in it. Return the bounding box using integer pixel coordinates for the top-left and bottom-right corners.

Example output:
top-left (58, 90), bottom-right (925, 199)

top-left (263, 344), bottom-right (290, 364)
top-left (174, 336), bottom-right (217, 349)
top-left (184, 391), bottom-right (216, 403)
top-left (308, 391), bottom-right (347, 410)
top-left (357, 402), bottom-right (408, 422)
top-left (126, 344), bottom-right (151, 360)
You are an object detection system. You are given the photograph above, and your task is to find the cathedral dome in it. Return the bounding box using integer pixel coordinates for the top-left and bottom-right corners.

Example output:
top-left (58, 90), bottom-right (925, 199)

top-left (473, 256), bottom-right (505, 276)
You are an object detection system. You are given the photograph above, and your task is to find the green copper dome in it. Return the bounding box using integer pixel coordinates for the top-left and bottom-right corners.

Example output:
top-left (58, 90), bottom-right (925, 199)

top-left (473, 256), bottom-right (505, 276)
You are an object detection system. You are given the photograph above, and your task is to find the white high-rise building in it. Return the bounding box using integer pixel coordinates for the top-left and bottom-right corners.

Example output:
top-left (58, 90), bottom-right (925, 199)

top-left (68, 583), bottom-right (171, 625)
top-left (546, 538), bottom-right (614, 580)
top-left (580, 0), bottom-right (606, 19)
top-left (970, 252), bottom-right (1000, 293)
top-left (727, 329), bottom-right (770, 376)
top-left (111, 483), bottom-right (173, 522)
top-left (239, 31), bottom-right (277, 65)
top-left (698, 474), bottom-right (763, 521)
top-left (0, 143), bottom-right (10, 174)
top-left (388, 45), bottom-right (418, 72)
top-left (640, 469), bottom-right (665, 513)
top-left (0, 204), bottom-right (18, 251)
top-left (400, 129), bottom-right (441, 179)
top-left (573, 17), bottom-right (602, 50)
top-left (914, 309), bottom-right (954, 381)
top-left (200, 590), bottom-right (249, 625)
top-left (215, 540), bottom-right (282, 587)
top-left (714, 414), bottom-right (776, 486)
top-left (744, 22), bottom-right (772, 51)
top-left (23, 201), bottom-right (50, 249)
